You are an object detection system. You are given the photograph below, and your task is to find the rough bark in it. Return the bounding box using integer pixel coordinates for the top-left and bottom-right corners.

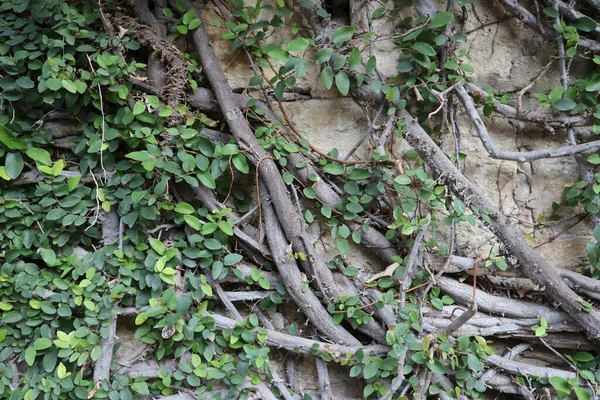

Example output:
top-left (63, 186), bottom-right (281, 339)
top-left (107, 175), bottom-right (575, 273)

top-left (400, 109), bottom-right (600, 342)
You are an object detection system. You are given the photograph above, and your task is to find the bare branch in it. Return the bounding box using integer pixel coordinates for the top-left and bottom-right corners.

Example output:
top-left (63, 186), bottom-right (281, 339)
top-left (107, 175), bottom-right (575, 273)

top-left (379, 346), bottom-right (408, 400)
top-left (206, 311), bottom-right (388, 357)
top-left (455, 85), bottom-right (600, 162)
top-left (435, 300), bottom-right (477, 336)
top-left (497, 0), bottom-right (600, 52)
top-left (487, 354), bottom-right (577, 380)
top-left (400, 109), bottom-right (600, 340)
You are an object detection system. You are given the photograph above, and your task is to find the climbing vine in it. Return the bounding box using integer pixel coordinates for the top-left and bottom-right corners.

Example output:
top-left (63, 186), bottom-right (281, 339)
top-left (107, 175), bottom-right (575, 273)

top-left (2, 0), bottom-right (600, 399)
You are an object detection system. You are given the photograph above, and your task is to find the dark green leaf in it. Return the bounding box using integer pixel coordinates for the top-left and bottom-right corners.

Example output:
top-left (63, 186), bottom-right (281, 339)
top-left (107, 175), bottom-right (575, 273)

top-left (26, 148), bottom-right (52, 166)
top-left (232, 153), bottom-right (249, 174)
top-left (16, 76), bottom-right (34, 89)
top-left (335, 71), bottom-right (350, 96)
top-left (412, 42), bottom-right (436, 56)
top-left (40, 248), bottom-right (57, 266)
top-left (287, 38), bottom-right (310, 52)
top-left (316, 48), bottom-right (333, 64)
top-left (363, 362), bottom-right (379, 380)
top-left (552, 98), bottom-right (576, 111)
top-left (574, 16), bottom-right (597, 32)
top-left (323, 162), bottom-right (345, 175)
top-left (322, 67), bottom-right (333, 90)
top-left (34, 338), bottom-right (52, 350)
top-left (224, 254), bottom-right (243, 266)
top-left (332, 26), bottom-right (356, 45)
top-left (268, 49), bottom-right (290, 63)
top-left (131, 382), bottom-right (149, 395)
top-left (429, 12), bottom-right (453, 28)
top-left (572, 351), bottom-right (595, 362)
top-left (184, 215), bottom-right (202, 230)
top-left (175, 202), bottom-right (195, 215)
top-left (549, 376), bottom-right (570, 398)
top-left (0, 125), bottom-right (26, 149)
top-left (61, 79), bottom-right (77, 93)
top-left (5, 152), bottom-right (23, 179)
top-left (25, 347), bottom-right (36, 366)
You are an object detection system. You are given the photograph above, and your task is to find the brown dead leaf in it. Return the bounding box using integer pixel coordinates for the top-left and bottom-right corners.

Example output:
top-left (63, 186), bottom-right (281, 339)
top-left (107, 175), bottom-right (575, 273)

top-left (118, 26), bottom-right (128, 38)
top-left (366, 262), bottom-right (400, 283)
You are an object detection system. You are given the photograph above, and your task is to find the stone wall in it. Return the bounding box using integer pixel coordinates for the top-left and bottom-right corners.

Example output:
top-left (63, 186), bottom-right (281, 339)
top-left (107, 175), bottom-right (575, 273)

top-left (199, 0), bottom-right (594, 271)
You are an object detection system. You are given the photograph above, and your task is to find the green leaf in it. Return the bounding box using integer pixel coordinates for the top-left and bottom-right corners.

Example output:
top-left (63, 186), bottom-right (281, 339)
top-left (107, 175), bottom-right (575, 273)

top-left (91, 346), bottom-right (101, 361)
top-left (46, 78), bottom-right (62, 91)
top-left (337, 238), bottom-right (349, 254)
top-left (61, 79), bottom-right (77, 93)
top-left (548, 86), bottom-right (564, 102)
top-left (335, 71), bottom-right (350, 96)
top-left (159, 105), bottom-right (173, 117)
top-left (25, 347), bottom-right (36, 366)
top-left (412, 42), bottom-right (436, 56)
top-left (212, 261), bottom-right (224, 280)
top-left (232, 153), bottom-right (249, 174)
top-left (40, 248), bottom-right (57, 266)
top-left (26, 147), bottom-right (52, 166)
top-left (268, 48), bottom-right (291, 63)
top-left (467, 353), bottom-right (483, 372)
top-left (175, 202), bottom-right (195, 215)
top-left (549, 376), bottom-right (570, 398)
top-left (363, 362), bottom-right (379, 380)
top-left (0, 125), bottom-right (26, 149)
top-left (322, 67), bottom-right (333, 90)
top-left (573, 387), bottom-right (590, 400)
top-left (288, 38), bottom-right (310, 52)
top-left (574, 16), bottom-right (597, 32)
top-left (224, 253), bottom-right (243, 266)
top-left (316, 48), bottom-right (333, 64)
top-left (188, 18), bottom-right (202, 30)
top-left (133, 101), bottom-right (146, 115)
top-left (5, 152), bottom-right (23, 179)
top-left (395, 175), bottom-right (411, 185)
top-left (34, 338), bottom-right (52, 350)
top-left (46, 208), bottom-right (67, 221)
top-left (149, 238), bottom-right (165, 255)
top-left (429, 12), bottom-right (453, 28)
top-left (585, 75), bottom-right (600, 92)
top-left (16, 76), bottom-right (34, 89)
top-left (323, 162), bottom-right (345, 175)
top-left (184, 215), bottom-right (203, 230)
top-left (552, 98), bottom-right (576, 111)
top-left (197, 171), bottom-right (216, 189)
top-left (333, 26), bottom-right (356, 45)
top-left (332, 313), bottom-right (344, 325)
top-left (348, 48), bottom-right (361, 71)
top-left (348, 168), bottom-right (371, 180)
top-left (131, 382), bottom-right (149, 395)
top-left (543, 7), bottom-right (559, 17)
top-left (572, 351), bottom-right (595, 362)
top-left (218, 220), bottom-right (233, 236)
top-left (0, 167), bottom-right (9, 180)
top-left (426, 359), bottom-right (446, 374)
top-left (126, 151), bottom-right (153, 162)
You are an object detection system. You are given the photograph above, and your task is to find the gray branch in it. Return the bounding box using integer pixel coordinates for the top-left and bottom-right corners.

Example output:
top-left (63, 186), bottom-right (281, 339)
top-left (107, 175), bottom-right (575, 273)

top-left (455, 84), bottom-right (600, 162)
top-left (400, 109), bottom-right (600, 340)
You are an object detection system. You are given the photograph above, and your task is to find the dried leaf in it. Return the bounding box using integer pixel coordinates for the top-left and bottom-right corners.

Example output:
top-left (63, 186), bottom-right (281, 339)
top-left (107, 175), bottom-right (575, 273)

top-left (366, 263), bottom-right (400, 283)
